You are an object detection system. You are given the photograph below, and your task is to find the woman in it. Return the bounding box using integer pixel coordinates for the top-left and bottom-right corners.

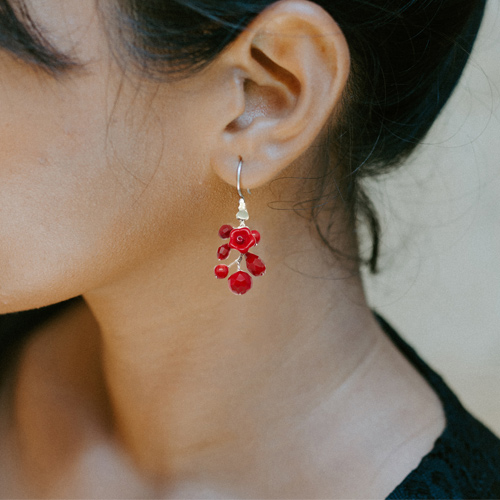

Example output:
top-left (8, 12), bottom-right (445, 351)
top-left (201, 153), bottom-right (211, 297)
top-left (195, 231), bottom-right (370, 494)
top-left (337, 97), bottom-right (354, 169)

top-left (0, 0), bottom-right (498, 498)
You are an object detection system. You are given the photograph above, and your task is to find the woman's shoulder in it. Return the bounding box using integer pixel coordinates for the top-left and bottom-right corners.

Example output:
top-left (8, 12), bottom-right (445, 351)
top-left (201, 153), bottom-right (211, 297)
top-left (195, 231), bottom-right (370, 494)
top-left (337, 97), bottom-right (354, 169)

top-left (374, 313), bottom-right (500, 499)
top-left (389, 410), bottom-right (500, 499)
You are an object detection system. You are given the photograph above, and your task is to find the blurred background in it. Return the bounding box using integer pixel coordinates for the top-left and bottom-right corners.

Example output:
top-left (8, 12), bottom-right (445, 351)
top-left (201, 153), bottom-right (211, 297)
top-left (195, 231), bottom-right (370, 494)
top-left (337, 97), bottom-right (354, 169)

top-left (363, 1), bottom-right (500, 435)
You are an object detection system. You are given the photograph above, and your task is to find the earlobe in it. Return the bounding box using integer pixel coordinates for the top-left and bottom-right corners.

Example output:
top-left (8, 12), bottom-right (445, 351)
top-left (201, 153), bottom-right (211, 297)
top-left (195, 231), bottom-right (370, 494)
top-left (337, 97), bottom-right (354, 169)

top-left (211, 0), bottom-right (350, 189)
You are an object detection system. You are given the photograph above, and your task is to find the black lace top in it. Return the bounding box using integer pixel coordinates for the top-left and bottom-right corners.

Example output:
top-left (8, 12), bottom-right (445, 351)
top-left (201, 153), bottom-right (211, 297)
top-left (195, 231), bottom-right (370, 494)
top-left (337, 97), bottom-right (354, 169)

top-left (1, 303), bottom-right (499, 498)
top-left (375, 313), bottom-right (500, 499)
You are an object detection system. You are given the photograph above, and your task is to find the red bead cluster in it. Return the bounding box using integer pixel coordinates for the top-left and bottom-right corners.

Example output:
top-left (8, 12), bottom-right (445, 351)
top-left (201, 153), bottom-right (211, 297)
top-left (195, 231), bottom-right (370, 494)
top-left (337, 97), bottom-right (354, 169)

top-left (215, 224), bottom-right (266, 295)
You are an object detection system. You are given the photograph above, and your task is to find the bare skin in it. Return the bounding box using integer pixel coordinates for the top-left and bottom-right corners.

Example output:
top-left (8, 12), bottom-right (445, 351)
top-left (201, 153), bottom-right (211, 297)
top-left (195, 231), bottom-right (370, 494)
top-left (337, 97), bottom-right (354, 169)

top-left (0, 0), bottom-right (445, 498)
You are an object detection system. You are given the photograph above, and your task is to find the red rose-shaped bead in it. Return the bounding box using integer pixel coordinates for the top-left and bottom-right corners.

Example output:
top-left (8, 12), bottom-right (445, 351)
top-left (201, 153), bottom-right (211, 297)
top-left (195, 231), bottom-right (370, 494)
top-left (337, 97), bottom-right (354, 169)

top-left (218, 225), bottom-right (233, 239)
top-left (217, 244), bottom-right (231, 260)
top-left (228, 227), bottom-right (256, 254)
top-left (214, 265), bottom-right (229, 279)
top-left (245, 253), bottom-right (266, 277)
top-left (251, 230), bottom-right (261, 245)
top-left (228, 271), bottom-right (252, 295)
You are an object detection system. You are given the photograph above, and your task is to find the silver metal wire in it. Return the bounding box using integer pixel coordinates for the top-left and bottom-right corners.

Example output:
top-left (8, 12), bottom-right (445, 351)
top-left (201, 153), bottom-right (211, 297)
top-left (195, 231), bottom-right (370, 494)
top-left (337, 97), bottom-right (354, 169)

top-left (236, 158), bottom-right (244, 199)
top-left (236, 158), bottom-right (251, 199)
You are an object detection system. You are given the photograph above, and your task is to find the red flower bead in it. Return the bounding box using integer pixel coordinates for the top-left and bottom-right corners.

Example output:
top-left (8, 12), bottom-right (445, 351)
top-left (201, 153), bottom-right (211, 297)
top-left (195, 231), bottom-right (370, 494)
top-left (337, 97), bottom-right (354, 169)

top-left (251, 230), bottom-right (261, 245)
top-left (218, 225), bottom-right (233, 239)
top-left (214, 265), bottom-right (229, 279)
top-left (217, 244), bottom-right (231, 260)
top-left (228, 227), bottom-right (256, 254)
top-left (228, 271), bottom-right (252, 295)
top-left (245, 253), bottom-right (266, 277)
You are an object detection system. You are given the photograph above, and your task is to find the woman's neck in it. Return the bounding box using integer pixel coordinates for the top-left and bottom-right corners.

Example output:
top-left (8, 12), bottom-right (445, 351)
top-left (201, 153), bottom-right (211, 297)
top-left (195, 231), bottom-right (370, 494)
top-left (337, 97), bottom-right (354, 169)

top-left (80, 210), bottom-right (382, 490)
top-left (11, 206), bottom-right (444, 497)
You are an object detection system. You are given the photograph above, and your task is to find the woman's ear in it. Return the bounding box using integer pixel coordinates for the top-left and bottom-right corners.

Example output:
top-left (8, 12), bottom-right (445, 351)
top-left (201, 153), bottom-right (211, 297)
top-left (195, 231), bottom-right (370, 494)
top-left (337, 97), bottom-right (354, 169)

top-left (210, 0), bottom-right (350, 188)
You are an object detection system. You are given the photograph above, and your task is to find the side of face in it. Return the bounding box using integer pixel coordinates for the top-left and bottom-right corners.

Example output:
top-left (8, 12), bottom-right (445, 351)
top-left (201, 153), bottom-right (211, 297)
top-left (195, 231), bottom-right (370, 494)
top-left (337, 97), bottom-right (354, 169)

top-left (0, 0), bottom-right (350, 313)
top-left (0, 0), bottom-right (224, 312)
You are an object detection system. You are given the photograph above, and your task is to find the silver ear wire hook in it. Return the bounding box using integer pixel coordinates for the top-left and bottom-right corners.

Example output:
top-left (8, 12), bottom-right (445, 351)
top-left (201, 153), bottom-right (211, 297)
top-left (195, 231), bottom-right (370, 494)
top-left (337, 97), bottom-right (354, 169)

top-left (237, 158), bottom-right (244, 199)
top-left (236, 157), bottom-right (251, 200)
top-left (236, 158), bottom-right (250, 223)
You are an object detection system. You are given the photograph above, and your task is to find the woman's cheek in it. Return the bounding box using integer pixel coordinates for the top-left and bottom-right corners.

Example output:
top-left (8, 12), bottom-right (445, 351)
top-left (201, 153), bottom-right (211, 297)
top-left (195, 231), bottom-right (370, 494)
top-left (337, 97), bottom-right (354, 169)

top-left (0, 131), bottom-right (129, 312)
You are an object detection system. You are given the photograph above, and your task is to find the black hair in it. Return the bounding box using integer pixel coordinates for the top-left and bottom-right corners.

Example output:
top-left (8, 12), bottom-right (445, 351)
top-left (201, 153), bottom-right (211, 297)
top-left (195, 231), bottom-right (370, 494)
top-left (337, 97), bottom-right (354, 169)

top-left (0, 0), bottom-right (487, 274)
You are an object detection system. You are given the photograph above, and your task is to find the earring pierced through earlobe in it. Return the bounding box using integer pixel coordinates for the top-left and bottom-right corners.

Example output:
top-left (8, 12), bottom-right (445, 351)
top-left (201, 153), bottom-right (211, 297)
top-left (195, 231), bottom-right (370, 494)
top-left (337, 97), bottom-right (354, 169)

top-left (214, 158), bottom-right (266, 295)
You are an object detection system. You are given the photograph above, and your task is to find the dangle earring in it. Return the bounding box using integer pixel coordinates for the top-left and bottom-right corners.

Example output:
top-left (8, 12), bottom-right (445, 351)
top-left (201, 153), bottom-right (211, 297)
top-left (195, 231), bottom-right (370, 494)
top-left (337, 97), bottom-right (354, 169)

top-left (214, 158), bottom-right (266, 295)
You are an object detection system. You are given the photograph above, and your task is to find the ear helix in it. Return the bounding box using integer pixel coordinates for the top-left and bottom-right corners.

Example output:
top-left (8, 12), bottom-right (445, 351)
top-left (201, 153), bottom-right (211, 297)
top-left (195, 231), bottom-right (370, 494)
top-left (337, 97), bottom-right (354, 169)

top-left (214, 158), bottom-right (266, 295)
